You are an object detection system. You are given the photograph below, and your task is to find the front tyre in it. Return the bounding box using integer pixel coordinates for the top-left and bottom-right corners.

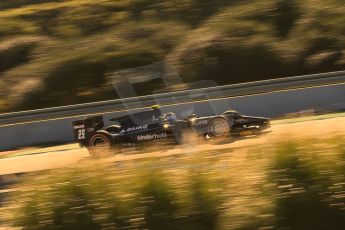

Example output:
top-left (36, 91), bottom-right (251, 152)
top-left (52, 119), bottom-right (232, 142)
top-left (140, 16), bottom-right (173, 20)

top-left (207, 118), bottom-right (230, 140)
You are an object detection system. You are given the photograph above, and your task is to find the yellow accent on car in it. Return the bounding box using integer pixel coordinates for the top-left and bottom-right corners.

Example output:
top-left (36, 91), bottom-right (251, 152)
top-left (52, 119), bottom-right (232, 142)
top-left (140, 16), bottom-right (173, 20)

top-left (151, 105), bottom-right (160, 110)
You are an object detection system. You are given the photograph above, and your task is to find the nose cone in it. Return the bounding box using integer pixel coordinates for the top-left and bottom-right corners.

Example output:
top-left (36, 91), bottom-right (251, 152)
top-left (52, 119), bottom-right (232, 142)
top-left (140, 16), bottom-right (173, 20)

top-left (243, 115), bottom-right (270, 122)
top-left (257, 117), bottom-right (271, 129)
top-left (263, 117), bottom-right (270, 123)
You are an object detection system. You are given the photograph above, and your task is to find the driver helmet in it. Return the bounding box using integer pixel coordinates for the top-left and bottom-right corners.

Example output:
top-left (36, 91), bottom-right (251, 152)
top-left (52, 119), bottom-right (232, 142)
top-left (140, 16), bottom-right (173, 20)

top-left (165, 112), bottom-right (177, 123)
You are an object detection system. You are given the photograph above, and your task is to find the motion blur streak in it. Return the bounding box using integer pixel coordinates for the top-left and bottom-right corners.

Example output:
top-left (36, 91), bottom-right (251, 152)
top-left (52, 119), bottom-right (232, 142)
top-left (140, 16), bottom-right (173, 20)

top-left (1, 114), bottom-right (344, 175)
top-left (1, 0), bottom-right (345, 229)
top-left (1, 0), bottom-right (345, 113)
top-left (0, 115), bottom-right (344, 229)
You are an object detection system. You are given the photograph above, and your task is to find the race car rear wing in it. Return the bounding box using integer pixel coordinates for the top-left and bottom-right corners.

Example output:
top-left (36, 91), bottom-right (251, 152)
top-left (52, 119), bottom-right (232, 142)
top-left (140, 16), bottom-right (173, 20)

top-left (72, 115), bottom-right (104, 144)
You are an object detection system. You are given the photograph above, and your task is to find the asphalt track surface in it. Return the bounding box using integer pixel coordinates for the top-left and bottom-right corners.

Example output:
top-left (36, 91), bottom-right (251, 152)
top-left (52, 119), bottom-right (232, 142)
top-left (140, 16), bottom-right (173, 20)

top-left (0, 113), bottom-right (344, 176)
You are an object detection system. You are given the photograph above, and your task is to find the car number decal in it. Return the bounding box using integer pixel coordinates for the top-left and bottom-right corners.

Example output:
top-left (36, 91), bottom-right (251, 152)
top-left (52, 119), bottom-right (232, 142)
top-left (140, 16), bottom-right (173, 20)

top-left (77, 129), bottom-right (86, 140)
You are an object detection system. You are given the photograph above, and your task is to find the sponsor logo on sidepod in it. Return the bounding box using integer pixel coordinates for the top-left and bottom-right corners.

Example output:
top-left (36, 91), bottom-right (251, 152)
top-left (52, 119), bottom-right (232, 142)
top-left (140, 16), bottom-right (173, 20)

top-left (137, 133), bottom-right (167, 141)
top-left (126, 125), bottom-right (148, 132)
top-left (194, 119), bottom-right (208, 126)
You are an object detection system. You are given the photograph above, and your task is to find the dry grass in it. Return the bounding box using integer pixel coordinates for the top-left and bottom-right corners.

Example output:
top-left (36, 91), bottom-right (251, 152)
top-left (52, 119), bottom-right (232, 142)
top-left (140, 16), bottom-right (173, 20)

top-left (1, 123), bottom-right (344, 229)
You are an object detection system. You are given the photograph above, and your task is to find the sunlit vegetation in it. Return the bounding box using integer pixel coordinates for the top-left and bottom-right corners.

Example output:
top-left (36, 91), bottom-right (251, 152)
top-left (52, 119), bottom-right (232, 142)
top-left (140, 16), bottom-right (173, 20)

top-left (271, 138), bottom-right (345, 229)
top-left (0, 0), bottom-right (345, 111)
top-left (9, 160), bottom-right (226, 229)
top-left (0, 135), bottom-right (343, 229)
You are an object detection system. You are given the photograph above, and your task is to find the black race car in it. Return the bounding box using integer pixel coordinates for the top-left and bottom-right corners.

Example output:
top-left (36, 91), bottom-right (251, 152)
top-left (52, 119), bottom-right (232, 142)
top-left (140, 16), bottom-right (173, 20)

top-left (72, 106), bottom-right (270, 151)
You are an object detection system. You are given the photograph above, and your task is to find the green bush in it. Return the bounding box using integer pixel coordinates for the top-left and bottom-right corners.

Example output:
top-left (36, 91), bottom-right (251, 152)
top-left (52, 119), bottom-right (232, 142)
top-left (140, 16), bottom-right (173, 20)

top-left (137, 172), bottom-right (180, 229)
top-left (270, 139), bottom-right (345, 230)
top-left (15, 39), bottom-right (164, 110)
top-left (12, 162), bottom-right (225, 230)
top-left (14, 167), bottom-right (130, 230)
top-left (1, 0), bottom-right (345, 111)
top-left (0, 42), bottom-right (36, 73)
top-left (176, 39), bottom-right (290, 84)
top-left (272, 0), bottom-right (301, 37)
top-left (0, 0), bottom-right (63, 10)
top-left (6, 136), bottom-right (345, 229)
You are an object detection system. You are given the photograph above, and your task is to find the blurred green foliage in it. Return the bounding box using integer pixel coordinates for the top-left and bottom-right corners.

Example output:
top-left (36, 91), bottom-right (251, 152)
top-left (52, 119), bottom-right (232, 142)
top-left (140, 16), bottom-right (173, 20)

top-left (271, 139), bottom-right (345, 229)
top-left (0, 42), bottom-right (36, 73)
top-left (0, 0), bottom-right (345, 111)
top-left (4, 136), bottom-right (345, 229)
top-left (12, 164), bottom-right (224, 230)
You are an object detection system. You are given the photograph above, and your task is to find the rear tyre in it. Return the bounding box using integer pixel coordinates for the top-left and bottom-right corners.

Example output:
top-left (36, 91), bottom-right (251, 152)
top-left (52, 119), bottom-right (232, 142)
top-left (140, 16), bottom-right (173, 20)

top-left (207, 118), bottom-right (230, 140)
top-left (88, 132), bottom-right (113, 158)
